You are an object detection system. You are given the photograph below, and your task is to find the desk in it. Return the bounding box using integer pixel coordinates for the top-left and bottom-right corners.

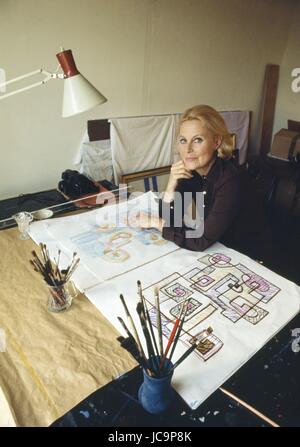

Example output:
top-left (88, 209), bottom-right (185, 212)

top-left (0, 189), bottom-right (77, 231)
top-left (1, 206), bottom-right (300, 427)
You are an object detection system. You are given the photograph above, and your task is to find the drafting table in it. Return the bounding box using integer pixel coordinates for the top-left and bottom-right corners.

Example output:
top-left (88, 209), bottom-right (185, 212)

top-left (0, 196), bottom-right (299, 427)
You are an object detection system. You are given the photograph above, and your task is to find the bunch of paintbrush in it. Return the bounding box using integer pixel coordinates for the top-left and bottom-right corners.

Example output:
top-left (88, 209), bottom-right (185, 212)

top-left (117, 281), bottom-right (213, 378)
top-left (29, 243), bottom-right (80, 287)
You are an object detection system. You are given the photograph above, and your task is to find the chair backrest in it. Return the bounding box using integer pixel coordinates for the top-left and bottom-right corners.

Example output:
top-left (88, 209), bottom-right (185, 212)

top-left (230, 133), bottom-right (237, 149)
top-left (120, 166), bottom-right (171, 193)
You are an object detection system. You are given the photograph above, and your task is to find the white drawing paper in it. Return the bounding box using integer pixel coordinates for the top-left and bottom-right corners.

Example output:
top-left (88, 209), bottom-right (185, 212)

top-left (28, 192), bottom-right (300, 409)
top-left (85, 243), bottom-right (300, 409)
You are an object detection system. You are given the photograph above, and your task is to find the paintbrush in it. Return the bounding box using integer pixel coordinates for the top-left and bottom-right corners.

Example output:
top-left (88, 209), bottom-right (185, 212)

top-left (31, 250), bottom-right (44, 271)
top-left (119, 294), bottom-right (147, 363)
top-left (31, 250), bottom-right (55, 285)
top-left (118, 316), bottom-right (136, 340)
top-left (159, 300), bottom-right (185, 372)
top-left (65, 258), bottom-right (80, 282)
top-left (55, 249), bottom-right (63, 281)
top-left (30, 259), bottom-right (44, 276)
top-left (167, 298), bottom-right (191, 367)
top-left (39, 243), bottom-right (47, 265)
top-left (137, 281), bottom-right (160, 359)
top-left (154, 287), bottom-right (164, 358)
top-left (62, 252), bottom-right (77, 281)
top-left (168, 327), bottom-right (213, 374)
top-left (136, 302), bottom-right (157, 373)
top-left (117, 318), bottom-right (152, 375)
top-left (42, 245), bottom-right (54, 281)
top-left (117, 336), bottom-right (153, 376)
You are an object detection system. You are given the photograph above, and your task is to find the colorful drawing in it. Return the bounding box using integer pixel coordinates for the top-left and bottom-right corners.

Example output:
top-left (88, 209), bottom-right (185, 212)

top-left (142, 252), bottom-right (282, 362)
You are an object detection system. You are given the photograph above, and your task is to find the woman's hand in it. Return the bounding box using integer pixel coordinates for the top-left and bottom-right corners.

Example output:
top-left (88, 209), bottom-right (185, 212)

top-left (164, 160), bottom-right (193, 202)
top-left (126, 212), bottom-right (165, 232)
top-left (169, 160), bottom-right (193, 185)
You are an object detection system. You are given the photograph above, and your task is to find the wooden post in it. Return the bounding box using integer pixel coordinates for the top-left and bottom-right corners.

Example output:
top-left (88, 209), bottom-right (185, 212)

top-left (259, 64), bottom-right (280, 156)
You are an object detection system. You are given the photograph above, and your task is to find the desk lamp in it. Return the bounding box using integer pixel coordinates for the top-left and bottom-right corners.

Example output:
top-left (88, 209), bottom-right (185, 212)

top-left (0, 48), bottom-right (107, 117)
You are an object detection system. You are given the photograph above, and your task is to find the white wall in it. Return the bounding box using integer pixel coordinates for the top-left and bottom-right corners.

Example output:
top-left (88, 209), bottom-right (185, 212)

top-left (273, 1), bottom-right (300, 136)
top-left (0, 0), bottom-right (298, 199)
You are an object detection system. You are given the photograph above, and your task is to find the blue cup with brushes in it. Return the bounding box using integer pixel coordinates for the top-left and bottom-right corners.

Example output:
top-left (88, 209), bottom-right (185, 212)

top-left (138, 355), bottom-right (174, 414)
top-left (117, 282), bottom-right (213, 415)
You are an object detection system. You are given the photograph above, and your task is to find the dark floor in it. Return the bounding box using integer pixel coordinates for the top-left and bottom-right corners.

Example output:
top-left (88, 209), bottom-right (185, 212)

top-left (51, 311), bottom-right (300, 427)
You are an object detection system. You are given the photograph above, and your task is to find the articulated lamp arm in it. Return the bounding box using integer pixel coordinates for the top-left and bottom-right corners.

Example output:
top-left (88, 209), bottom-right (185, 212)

top-left (0, 49), bottom-right (107, 116)
top-left (0, 69), bottom-right (65, 100)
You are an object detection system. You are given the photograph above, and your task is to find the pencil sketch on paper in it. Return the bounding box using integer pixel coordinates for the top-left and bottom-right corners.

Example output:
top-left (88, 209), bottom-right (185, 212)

top-left (66, 194), bottom-right (168, 263)
top-left (29, 192), bottom-right (179, 287)
top-left (70, 225), bottom-right (167, 263)
top-left (142, 252), bottom-right (281, 362)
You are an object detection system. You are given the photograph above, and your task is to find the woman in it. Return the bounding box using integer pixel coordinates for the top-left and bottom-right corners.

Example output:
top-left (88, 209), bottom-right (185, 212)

top-left (130, 105), bottom-right (241, 251)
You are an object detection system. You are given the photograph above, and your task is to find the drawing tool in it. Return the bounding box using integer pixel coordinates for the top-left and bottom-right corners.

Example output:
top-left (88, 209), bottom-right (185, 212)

top-left (117, 336), bottom-right (153, 376)
top-left (63, 252), bottom-right (77, 280)
top-left (137, 281), bottom-right (160, 359)
top-left (31, 250), bottom-right (45, 272)
top-left (65, 258), bottom-right (80, 282)
top-left (117, 316), bottom-right (136, 340)
top-left (39, 242), bottom-right (47, 264)
top-left (168, 327), bottom-right (213, 374)
top-left (154, 287), bottom-right (164, 358)
top-left (30, 259), bottom-right (43, 275)
top-left (159, 301), bottom-right (185, 371)
top-left (136, 302), bottom-right (157, 370)
top-left (30, 245), bottom-right (80, 289)
top-left (167, 298), bottom-right (191, 365)
top-left (55, 249), bottom-right (62, 281)
top-left (119, 293), bottom-right (147, 361)
top-left (117, 319), bottom-right (152, 375)
top-left (219, 387), bottom-right (280, 427)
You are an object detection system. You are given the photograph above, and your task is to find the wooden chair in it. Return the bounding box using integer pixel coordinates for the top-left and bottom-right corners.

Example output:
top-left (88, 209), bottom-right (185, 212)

top-left (120, 166), bottom-right (171, 193)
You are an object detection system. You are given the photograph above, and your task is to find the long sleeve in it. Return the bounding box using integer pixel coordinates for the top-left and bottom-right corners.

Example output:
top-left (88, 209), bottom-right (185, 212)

top-left (161, 169), bottom-right (241, 251)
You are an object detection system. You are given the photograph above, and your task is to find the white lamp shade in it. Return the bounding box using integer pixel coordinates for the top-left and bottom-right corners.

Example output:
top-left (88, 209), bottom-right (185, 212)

top-left (62, 74), bottom-right (107, 118)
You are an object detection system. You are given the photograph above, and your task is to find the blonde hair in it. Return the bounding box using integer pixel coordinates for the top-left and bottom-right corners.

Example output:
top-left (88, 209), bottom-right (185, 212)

top-left (178, 105), bottom-right (234, 159)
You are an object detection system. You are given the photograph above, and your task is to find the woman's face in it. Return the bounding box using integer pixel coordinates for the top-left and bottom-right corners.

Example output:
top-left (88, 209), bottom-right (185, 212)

top-left (177, 119), bottom-right (221, 174)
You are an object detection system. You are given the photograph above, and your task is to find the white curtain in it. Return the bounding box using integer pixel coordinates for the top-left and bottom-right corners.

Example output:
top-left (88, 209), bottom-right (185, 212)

top-left (110, 115), bottom-right (180, 183)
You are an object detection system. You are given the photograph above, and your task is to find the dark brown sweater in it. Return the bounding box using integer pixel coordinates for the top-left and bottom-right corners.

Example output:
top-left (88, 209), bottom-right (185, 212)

top-left (159, 157), bottom-right (242, 251)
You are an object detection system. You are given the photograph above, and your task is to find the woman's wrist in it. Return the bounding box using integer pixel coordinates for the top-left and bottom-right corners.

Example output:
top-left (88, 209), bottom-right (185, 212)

top-left (156, 217), bottom-right (165, 232)
top-left (166, 177), bottom-right (177, 191)
top-left (163, 179), bottom-right (177, 203)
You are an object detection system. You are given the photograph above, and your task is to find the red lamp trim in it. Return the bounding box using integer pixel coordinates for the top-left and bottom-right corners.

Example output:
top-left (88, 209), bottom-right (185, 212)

top-left (56, 49), bottom-right (80, 77)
